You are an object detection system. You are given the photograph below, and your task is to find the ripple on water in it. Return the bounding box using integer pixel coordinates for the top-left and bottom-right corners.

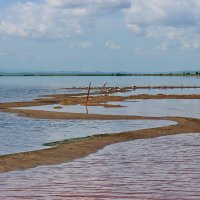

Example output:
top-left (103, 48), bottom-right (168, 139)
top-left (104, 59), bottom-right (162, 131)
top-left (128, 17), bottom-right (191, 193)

top-left (0, 133), bottom-right (200, 200)
top-left (0, 112), bottom-right (175, 155)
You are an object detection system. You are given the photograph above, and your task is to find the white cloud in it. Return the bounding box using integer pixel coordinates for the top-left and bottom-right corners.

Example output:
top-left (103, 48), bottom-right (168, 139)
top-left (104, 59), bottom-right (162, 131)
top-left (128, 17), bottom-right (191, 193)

top-left (46, 0), bottom-right (131, 10)
top-left (0, 2), bottom-right (91, 39)
top-left (1, 0), bottom-right (199, 49)
top-left (125, 0), bottom-right (200, 48)
top-left (105, 41), bottom-right (120, 49)
top-left (79, 41), bottom-right (93, 48)
top-left (0, 0), bottom-right (130, 39)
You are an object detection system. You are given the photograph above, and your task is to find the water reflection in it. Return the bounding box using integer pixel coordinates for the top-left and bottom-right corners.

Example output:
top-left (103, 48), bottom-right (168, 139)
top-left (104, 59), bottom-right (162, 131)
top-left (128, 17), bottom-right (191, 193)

top-left (20, 99), bottom-right (200, 118)
top-left (0, 112), bottom-right (175, 155)
top-left (1, 133), bottom-right (200, 200)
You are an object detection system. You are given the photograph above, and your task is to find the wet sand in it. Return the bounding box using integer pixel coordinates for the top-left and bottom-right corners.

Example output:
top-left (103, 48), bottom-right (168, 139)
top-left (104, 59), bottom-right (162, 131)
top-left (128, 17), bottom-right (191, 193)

top-left (0, 115), bottom-right (200, 173)
top-left (1, 93), bottom-right (200, 109)
top-left (0, 86), bottom-right (200, 173)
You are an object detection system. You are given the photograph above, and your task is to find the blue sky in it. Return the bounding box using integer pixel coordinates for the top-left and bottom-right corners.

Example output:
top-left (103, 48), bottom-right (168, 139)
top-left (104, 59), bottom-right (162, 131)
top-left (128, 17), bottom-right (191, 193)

top-left (0, 0), bottom-right (200, 72)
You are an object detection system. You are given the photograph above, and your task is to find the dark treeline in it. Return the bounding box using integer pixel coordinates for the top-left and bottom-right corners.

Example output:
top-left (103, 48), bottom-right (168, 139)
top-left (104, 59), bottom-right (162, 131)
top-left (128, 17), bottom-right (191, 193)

top-left (0, 72), bottom-right (200, 76)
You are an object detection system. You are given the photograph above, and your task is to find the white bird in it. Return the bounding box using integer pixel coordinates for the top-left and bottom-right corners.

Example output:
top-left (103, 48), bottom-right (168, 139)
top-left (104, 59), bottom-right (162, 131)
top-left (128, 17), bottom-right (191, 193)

top-left (103, 82), bottom-right (108, 87)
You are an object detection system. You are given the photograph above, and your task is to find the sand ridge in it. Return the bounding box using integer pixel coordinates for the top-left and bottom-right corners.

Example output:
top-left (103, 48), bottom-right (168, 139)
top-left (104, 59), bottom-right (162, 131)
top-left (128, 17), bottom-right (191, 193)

top-left (0, 115), bottom-right (199, 173)
top-left (0, 86), bottom-right (200, 173)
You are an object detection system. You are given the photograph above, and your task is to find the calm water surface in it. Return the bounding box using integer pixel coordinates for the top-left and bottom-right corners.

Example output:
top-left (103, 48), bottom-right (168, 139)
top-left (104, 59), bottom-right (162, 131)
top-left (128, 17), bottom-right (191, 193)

top-left (0, 76), bottom-right (200, 102)
top-left (1, 133), bottom-right (200, 200)
top-left (0, 112), bottom-right (175, 155)
top-left (22, 99), bottom-right (200, 119)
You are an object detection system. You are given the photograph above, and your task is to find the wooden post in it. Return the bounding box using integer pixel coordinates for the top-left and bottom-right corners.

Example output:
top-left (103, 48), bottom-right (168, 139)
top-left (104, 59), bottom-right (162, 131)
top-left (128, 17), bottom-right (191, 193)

top-left (86, 82), bottom-right (91, 113)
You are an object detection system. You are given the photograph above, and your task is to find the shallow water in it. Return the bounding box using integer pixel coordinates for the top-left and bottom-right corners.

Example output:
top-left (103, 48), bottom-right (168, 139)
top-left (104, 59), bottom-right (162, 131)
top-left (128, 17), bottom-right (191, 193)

top-left (112, 87), bottom-right (200, 96)
top-left (1, 76), bottom-right (200, 199)
top-left (21, 99), bottom-right (200, 119)
top-left (0, 76), bottom-right (200, 102)
top-left (1, 133), bottom-right (200, 200)
top-left (0, 112), bottom-right (175, 155)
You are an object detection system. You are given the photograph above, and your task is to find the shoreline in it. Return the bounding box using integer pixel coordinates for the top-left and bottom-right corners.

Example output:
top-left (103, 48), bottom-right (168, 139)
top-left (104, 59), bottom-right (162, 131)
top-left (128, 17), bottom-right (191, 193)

top-left (0, 88), bottom-right (200, 173)
top-left (1, 93), bottom-right (200, 110)
top-left (0, 116), bottom-right (200, 173)
top-left (0, 73), bottom-right (200, 77)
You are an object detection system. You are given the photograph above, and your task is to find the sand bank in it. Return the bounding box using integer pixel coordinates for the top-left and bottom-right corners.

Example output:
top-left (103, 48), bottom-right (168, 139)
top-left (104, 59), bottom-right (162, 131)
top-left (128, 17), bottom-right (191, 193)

top-left (0, 88), bottom-right (200, 173)
top-left (1, 93), bottom-right (200, 110)
top-left (0, 114), bottom-right (200, 173)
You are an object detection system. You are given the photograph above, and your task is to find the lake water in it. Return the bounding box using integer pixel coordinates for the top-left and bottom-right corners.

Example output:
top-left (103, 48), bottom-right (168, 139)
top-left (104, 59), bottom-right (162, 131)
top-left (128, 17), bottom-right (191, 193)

top-left (3, 76), bottom-right (199, 155)
top-left (0, 112), bottom-right (175, 155)
top-left (21, 99), bottom-right (200, 119)
top-left (0, 76), bottom-right (200, 102)
top-left (1, 133), bottom-right (200, 200)
top-left (0, 76), bottom-right (200, 199)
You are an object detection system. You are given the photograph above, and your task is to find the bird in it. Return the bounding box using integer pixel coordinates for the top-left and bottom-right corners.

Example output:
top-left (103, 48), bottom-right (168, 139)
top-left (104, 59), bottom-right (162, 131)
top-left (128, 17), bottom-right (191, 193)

top-left (103, 82), bottom-right (108, 87)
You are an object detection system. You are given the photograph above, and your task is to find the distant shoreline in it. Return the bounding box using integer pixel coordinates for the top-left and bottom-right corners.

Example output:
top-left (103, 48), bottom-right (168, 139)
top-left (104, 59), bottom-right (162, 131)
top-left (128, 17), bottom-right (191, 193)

top-left (0, 73), bottom-right (200, 77)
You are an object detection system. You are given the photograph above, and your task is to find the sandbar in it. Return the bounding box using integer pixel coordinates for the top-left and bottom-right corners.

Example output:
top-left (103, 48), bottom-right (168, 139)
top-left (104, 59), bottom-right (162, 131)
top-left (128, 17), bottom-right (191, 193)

top-left (0, 86), bottom-right (200, 173)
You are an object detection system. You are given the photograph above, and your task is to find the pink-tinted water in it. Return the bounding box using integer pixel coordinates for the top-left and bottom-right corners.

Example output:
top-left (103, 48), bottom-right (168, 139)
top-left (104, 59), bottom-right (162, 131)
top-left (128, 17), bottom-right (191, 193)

top-left (1, 133), bottom-right (200, 200)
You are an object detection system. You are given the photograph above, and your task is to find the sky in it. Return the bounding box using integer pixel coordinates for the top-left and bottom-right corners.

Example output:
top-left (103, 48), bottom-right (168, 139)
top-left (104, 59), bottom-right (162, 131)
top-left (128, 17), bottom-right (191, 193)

top-left (0, 0), bottom-right (200, 73)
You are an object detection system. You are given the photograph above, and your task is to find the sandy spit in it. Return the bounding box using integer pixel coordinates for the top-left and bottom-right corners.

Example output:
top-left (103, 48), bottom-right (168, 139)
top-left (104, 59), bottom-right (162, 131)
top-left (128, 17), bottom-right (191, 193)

top-left (0, 91), bottom-right (200, 173)
top-left (0, 113), bottom-right (199, 173)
